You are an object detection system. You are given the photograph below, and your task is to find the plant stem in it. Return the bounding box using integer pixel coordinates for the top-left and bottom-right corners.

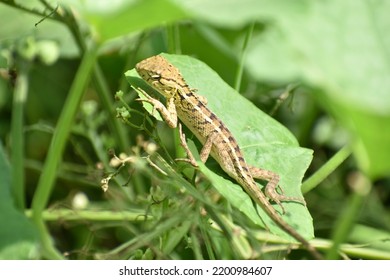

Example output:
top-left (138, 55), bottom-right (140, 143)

top-left (31, 43), bottom-right (97, 259)
top-left (11, 63), bottom-right (29, 210)
top-left (326, 172), bottom-right (371, 259)
top-left (302, 144), bottom-right (352, 193)
top-left (234, 22), bottom-right (254, 92)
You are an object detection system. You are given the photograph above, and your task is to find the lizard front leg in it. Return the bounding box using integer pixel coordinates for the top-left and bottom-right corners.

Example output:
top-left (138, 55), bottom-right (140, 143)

top-left (248, 166), bottom-right (306, 214)
top-left (136, 88), bottom-right (178, 128)
top-left (136, 90), bottom-right (213, 167)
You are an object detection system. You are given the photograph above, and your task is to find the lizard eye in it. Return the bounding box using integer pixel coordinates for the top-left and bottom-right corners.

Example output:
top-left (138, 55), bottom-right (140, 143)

top-left (150, 74), bottom-right (160, 80)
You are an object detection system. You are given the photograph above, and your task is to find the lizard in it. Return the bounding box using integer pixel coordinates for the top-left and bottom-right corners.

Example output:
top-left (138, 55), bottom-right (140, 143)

top-left (134, 54), bottom-right (322, 259)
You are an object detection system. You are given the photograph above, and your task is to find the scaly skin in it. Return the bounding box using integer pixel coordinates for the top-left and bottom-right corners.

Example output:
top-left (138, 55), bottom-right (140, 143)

top-left (135, 55), bottom-right (322, 259)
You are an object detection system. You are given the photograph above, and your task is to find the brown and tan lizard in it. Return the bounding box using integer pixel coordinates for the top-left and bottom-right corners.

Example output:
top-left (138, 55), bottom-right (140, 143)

top-left (134, 54), bottom-right (322, 259)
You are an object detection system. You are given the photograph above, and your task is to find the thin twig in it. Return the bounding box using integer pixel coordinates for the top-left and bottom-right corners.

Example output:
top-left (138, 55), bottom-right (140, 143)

top-left (35, 4), bottom-right (59, 27)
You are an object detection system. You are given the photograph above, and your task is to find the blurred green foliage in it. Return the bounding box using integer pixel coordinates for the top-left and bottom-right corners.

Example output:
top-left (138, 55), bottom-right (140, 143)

top-left (0, 0), bottom-right (389, 260)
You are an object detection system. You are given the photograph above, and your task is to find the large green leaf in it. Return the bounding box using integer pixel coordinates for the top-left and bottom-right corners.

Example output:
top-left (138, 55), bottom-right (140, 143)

top-left (245, 0), bottom-right (390, 178)
top-left (175, 0), bottom-right (303, 28)
top-left (60, 0), bottom-right (300, 42)
top-left (0, 143), bottom-right (38, 259)
top-left (126, 54), bottom-right (314, 241)
top-left (60, 0), bottom-right (189, 41)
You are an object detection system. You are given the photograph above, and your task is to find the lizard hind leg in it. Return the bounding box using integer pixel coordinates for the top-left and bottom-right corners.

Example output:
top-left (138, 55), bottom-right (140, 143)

top-left (248, 166), bottom-right (306, 214)
top-left (175, 123), bottom-right (216, 168)
top-left (175, 123), bottom-right (199, 167)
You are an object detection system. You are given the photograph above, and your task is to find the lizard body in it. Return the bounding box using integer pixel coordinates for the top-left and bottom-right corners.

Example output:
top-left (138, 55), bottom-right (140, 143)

top-left (135, 55), bottom-right (322, 259)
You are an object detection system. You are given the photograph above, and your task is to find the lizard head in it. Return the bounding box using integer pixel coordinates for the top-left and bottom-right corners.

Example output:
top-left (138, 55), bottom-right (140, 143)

top-left (136, 55), bottom-right (187, 98)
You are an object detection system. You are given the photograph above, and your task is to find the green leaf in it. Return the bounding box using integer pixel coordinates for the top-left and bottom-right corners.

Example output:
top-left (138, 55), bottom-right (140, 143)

top-left (126, 53), bottom-right (314, 241)
top-left (245, 0), bottom-right (390, 178)
top-left (0, 143), bottom-right (38, 259)
top-left (65, 0), bottom-right (189, 41)
top-left (175, 0), bottom-right (305, 28)
top-left (61, 0), bottom-right (300, 41)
